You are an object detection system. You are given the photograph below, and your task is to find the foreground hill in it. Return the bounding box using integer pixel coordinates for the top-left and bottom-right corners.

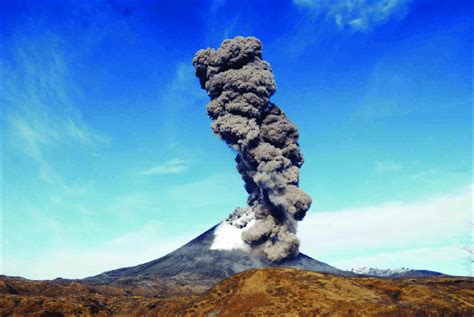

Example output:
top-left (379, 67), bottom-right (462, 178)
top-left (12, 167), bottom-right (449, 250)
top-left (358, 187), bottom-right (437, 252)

top-left (184, 268), bottom-right (473, 316)
top-left (1, 268), bottom-right (472, 316)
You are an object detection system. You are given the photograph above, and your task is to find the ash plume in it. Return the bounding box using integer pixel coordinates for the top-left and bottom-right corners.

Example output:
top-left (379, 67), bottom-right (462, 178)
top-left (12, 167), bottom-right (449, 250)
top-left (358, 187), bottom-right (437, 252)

top-left (192, 36), bottom-right (312, 261)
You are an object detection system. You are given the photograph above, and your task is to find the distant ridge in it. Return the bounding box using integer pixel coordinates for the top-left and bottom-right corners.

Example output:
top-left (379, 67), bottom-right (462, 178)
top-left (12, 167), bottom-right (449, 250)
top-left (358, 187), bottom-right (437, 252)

top-left (350, 267), bottom-right (445, 278)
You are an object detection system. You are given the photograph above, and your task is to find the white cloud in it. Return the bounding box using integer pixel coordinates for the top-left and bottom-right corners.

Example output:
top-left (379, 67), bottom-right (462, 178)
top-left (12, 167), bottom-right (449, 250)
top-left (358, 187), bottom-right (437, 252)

top-left (2, 222), bottom-right (197, 280)
top-left (374, 160), bottom-right (402, 173)
top-left (299, 184), bottom-right (472, 275)
top-left (141, 159), bottom-right (189, 175)
top-left (293, 0), bottom-right (411, 32)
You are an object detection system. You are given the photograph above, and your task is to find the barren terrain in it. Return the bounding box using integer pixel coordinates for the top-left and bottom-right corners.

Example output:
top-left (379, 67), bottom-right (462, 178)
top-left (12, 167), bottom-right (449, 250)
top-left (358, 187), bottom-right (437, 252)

top-left (1, 268), bottom-right (472, 316)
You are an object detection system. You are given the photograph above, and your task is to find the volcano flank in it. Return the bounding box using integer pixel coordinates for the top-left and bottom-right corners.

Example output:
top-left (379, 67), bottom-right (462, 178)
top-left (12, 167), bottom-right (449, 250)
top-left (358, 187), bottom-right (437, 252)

top-left (83, 224), bottom-right (349, 287)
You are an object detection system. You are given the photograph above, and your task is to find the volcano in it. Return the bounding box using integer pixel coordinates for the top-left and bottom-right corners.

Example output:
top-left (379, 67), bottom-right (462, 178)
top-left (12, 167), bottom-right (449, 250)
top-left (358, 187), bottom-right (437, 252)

top-left (83, 224), bottom-right (350, 286)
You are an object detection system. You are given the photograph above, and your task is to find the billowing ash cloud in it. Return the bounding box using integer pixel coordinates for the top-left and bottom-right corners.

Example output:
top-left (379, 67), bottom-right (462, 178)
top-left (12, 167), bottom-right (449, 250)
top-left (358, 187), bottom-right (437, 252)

top-left (192, 36), bottom-right (312, 261)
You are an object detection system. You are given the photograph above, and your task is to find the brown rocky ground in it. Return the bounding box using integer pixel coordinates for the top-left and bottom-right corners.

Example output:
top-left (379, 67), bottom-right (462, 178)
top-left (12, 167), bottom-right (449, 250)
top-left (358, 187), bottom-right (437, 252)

top-left (1, 268), bottom-right (472, 316)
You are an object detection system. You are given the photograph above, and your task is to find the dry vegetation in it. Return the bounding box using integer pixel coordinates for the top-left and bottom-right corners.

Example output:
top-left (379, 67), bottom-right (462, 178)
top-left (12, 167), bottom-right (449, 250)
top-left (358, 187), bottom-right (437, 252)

top-left (1, 268), bottom-right (472, 316)
top-left (185, 268), bottom-right (473, 316)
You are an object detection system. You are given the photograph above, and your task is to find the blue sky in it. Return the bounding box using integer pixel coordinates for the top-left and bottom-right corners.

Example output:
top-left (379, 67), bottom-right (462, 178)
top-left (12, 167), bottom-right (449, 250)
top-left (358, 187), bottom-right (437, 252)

top-left (1, 0), bottom-right (472, 279)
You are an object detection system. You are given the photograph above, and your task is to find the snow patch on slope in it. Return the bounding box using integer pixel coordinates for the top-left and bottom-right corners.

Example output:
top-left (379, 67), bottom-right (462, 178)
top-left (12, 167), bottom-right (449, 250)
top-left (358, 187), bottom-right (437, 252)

top-left (210, 220), bottom-right (255, 251)
top-left (210, 207), bottom-right (255, 251)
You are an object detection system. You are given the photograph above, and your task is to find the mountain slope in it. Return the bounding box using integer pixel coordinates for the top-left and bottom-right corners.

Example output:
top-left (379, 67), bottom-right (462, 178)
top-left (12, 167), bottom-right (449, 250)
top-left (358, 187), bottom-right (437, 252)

top-left (84, 224), bottom-right (348, 285)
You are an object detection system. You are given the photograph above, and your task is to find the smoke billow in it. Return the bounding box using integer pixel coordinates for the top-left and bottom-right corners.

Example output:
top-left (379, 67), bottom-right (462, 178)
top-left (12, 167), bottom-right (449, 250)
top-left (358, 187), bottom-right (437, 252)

top-left (192, 36), bottom-right (312, 262)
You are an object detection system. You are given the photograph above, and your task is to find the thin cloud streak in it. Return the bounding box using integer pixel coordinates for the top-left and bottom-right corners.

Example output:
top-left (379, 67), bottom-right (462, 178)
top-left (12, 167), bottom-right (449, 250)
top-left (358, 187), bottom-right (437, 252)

top-left (293, 0), bottom-right (412, 32)
top-left (141, 159), bottom-right (189, 176)
top-left (276, 0), bottom-right (412, 56)
top-left (3, 33), bottom-right (108, 185)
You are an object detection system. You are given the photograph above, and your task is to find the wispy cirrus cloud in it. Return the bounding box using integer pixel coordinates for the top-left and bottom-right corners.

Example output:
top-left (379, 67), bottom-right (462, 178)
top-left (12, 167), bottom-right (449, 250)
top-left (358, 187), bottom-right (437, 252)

top-left (141, 159), bottom-right (189, 176)
top-left (278, 0), bottom-right (412, 56)
top-left (293, 0), bottom-right (412, 32)
top-left (3, 34), bottom-right (108, 185)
